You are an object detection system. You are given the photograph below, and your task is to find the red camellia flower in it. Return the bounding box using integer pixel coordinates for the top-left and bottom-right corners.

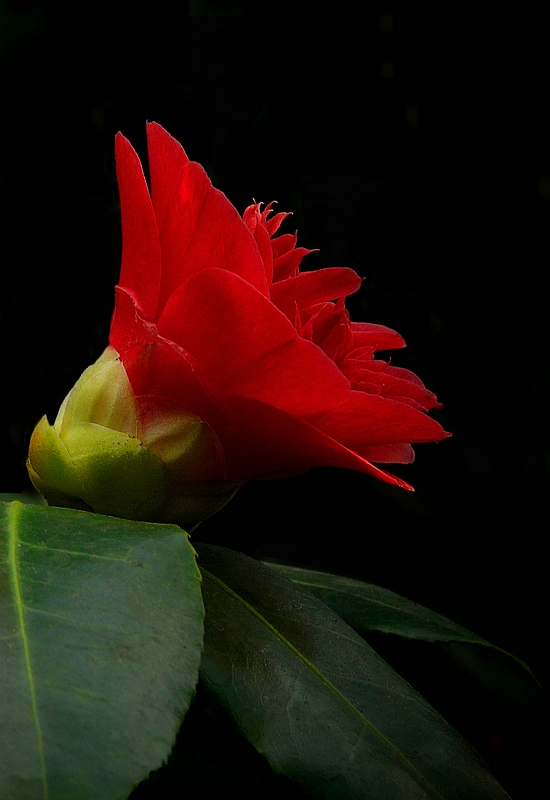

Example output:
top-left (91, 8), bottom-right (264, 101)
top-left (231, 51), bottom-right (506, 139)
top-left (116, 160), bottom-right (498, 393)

top-left (110, 122), bottom-right (447, 491)
top-left (28, 122), bottom-right (449, 528)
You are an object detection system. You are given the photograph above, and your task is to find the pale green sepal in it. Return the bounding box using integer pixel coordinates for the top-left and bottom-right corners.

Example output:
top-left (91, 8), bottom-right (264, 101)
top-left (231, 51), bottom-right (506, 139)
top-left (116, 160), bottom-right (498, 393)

top-left (55, 346), bottom-right (139, 438)
top-left (27, 347), bottom-right (243, 529)
top-left (27, 416), bottom-right (168, 522)
top-left (61, 422), bottom-right (167, 521)
top-left (26, 415), bottom-right (88, 505)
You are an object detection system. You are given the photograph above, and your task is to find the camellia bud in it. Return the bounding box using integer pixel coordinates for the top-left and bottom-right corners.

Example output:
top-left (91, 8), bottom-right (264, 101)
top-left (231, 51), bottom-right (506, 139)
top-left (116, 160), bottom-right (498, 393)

top-left (26, 347), bottom-right (241, 530)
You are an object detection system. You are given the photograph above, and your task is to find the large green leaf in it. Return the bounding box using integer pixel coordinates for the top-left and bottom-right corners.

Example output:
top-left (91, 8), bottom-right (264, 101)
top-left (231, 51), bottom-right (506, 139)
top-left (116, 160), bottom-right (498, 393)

top-left (196, 543), bottom-right (510, 800)
top-left (264, 561), bottom-right (538, 685)
top-left (0, 501), bottom-right (204, 800)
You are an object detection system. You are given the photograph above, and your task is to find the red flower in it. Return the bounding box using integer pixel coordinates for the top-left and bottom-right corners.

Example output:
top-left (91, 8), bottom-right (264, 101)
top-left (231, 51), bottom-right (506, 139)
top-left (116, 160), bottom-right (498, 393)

top-left (110, 122), bottom-right (448, 492)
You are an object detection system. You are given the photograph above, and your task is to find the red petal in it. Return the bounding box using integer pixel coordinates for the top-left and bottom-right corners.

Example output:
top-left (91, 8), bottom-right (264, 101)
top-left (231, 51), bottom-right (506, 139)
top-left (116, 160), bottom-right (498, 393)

top-left (218, 396), bottom-right (414, 489)
top-left (110, 285), bottom-right (158, 365)
top-left (351, 322), bottom-right (406, 351)
top-left (271, 232), bottom-right (298, 259)
top-left (342, 360), bottom-right (441, 411)
top-left (157, 268), bottom-right (351, 418)
top-left (306, 301), bottom-right (353, 362)
top-left (271, 267), bottom-right (362, 321)
top-left (261, 206), bottom-right (291, 237)
top-left (145, 124), bottom-right (269, 315)
top-left (273, 245), bottom-right (314, 282)
top-left (316, 390), bottom-right (449, 450)
top-left (361, 443), bottom-right (415, 464)
top-left (243, 203), bottom-right (274, 284)
top-left (147, 121), bottom-right (190, 203)
top-left (110, 286), bottom-right (227, 430)
top-left (114, 133), bottom-right (161, 321)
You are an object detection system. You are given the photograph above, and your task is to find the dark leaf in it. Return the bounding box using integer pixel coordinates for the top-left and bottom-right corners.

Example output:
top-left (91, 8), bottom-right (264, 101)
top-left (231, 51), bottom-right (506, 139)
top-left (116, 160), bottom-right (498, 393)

top-left (197, 543), bottom-right (510, 800)
top-left (0, 501), bottom-right (204, 800)
top-left (264, 561), bottom-right (538, 686)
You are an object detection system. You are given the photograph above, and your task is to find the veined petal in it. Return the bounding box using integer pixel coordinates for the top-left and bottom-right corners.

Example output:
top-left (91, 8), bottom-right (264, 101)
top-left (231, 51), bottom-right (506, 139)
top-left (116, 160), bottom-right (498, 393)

top-left (157, 267), bottom-right (351, 418)
top-left (145, 123), bottom-right (269, 314)
top-left (115, 133), bottom-right (161, 320)
top-left (360, 443), bottom-right (415, 464)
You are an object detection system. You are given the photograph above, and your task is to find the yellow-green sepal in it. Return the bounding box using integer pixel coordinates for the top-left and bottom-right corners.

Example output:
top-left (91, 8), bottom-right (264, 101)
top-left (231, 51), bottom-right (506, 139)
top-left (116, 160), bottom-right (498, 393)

top-left (27, 415), bottom-right (89, 509)
top-left (27, 416), bottom-right (168, 521)
top-left (62, 422), bottom-right (167, 520)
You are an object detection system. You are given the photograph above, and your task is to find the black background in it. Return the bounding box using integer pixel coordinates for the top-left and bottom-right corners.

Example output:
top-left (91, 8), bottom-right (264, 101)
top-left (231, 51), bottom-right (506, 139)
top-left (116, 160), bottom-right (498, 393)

top-left (1, 3), bottom-right (547, 798)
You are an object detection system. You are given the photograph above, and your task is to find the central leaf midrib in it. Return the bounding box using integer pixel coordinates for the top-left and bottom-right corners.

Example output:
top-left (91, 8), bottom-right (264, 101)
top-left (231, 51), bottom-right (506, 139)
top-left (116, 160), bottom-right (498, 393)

top-left (7, 503), bottom-right (49, 799)
top-left (201, 567), bottom-right (445, 800)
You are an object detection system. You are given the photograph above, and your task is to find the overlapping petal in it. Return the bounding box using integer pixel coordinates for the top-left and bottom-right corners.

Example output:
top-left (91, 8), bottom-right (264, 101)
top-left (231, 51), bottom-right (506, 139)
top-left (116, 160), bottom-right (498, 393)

top-left (316, 391), bottom-right (449, 453)
top-left (145, 122), bottom-right (269, 315)
top-left (270, 267), bottom-right (362, 322)
top-left (157, 268), bottom-right (351, 418)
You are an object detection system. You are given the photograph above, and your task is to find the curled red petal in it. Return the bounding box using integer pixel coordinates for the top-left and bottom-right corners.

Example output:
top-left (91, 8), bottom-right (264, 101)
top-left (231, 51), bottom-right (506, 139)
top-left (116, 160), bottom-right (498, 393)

top-left (243, 203), bottom-right (274, 284)
top-left (259, 204), bottom-right (291, 237)
top-left (271, 267), bottom-right (362, 321)
top-left (351, 321), bottom-right (406, 351)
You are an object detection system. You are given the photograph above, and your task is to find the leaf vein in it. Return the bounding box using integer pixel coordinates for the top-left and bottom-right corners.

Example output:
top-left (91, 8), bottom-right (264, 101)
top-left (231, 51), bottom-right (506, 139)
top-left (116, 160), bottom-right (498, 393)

top-left (201, 568), bottom-right (445, 800)
top-left (19, 539), bottom-right (133, 563)
top-left (8, 503), bottom-right (49, 800)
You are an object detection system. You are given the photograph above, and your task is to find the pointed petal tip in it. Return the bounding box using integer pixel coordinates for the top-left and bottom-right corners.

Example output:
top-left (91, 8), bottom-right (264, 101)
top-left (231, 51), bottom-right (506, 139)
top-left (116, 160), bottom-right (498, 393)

top-left (390, 474), bottom-right (415, 491)
top-left (146, 120), bottom-right (190, 162)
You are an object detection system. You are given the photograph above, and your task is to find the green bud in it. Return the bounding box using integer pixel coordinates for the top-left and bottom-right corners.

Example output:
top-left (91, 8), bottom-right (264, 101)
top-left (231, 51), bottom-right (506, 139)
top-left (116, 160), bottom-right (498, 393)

top-left (27, 347), bottom-right (241, 530)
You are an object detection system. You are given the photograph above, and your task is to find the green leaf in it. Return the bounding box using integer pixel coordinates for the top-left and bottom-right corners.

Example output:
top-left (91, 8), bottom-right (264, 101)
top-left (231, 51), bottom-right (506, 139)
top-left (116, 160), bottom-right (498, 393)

top-left (0, 493), bottom-right (46, 505)
top-left (196, 544), bottom-right (510, 800)
top-left (264, 561), bottom-right (539, 686)
top-left (0, 501), bottom-right (204, 800)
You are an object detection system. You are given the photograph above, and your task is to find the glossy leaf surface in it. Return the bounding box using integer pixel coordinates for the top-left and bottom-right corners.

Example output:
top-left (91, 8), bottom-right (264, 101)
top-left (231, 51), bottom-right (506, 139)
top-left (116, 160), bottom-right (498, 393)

top-left (265, 562), bottom-right (537, 682)
top-left (0, 501), bottom-right (204, 800)
top-left (197, 544), bottom-right (510, 800)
